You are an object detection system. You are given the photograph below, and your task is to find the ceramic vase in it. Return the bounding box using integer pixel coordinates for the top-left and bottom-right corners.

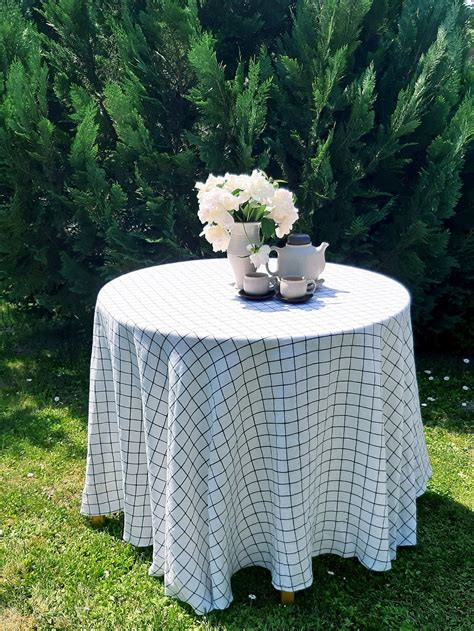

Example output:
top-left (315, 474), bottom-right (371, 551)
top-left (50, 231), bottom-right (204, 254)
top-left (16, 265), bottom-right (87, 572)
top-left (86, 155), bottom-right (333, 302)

top-left (227, 222), bottom-right (261, 289)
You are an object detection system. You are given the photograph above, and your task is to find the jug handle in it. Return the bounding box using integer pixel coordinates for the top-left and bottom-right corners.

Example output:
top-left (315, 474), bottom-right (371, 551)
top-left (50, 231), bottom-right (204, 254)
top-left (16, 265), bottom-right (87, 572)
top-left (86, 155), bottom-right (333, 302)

top-left (265, 246), bottom-right (280, 277)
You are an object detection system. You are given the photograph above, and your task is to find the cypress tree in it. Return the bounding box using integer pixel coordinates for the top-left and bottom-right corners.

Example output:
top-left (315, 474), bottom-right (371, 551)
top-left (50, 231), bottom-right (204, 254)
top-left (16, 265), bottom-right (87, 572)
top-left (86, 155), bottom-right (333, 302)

top-left (0, 0), bottom-right (472, 346)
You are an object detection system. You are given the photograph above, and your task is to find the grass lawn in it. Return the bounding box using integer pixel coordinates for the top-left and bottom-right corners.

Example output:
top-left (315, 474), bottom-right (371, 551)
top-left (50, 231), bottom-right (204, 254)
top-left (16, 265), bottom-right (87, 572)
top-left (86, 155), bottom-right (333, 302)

top-left (0, 304), bottom-right (472, 630)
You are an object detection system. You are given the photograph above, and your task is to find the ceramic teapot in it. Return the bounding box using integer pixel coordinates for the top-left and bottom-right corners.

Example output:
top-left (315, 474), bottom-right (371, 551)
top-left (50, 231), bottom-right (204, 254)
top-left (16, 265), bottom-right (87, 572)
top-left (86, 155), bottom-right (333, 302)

top-left (266, 234), bottom-right (329, 281)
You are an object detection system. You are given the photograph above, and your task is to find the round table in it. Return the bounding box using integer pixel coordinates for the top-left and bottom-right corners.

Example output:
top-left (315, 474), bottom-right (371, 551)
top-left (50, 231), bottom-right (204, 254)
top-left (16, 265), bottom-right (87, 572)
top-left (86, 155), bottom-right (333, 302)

top-left (81, 259), bottom-right (431, 614)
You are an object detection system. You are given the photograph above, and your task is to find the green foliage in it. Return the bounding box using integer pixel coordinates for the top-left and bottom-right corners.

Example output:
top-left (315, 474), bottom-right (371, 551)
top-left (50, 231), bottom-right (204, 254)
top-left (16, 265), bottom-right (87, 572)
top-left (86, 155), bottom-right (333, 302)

top-left (0, 0), bottom-right (472, 346)
top-left (188, 34), bottom-right (272, 171)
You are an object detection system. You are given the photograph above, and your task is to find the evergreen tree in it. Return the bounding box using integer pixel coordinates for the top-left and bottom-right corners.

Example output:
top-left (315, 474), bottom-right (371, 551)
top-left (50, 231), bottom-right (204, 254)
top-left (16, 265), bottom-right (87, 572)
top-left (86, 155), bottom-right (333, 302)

top-left (0, 0), bottom-right (472, 346)
top-left (0, 1), bottom-right (69, 310)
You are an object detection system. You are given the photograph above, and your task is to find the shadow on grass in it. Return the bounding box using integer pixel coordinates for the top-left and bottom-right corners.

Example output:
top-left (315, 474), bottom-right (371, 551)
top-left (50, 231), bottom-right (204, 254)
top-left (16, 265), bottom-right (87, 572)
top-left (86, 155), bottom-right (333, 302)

top-left (0, 309), bottom-right (90, 459)
top-left (0, 402), bottom-right (87, 460)
top-left (0, 311), bottom-right (91, 444)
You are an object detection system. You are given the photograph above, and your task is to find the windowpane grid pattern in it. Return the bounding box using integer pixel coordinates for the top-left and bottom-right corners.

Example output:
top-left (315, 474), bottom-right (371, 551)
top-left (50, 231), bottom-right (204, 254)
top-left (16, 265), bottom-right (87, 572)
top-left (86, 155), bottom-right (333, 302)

top-left (81, 260), bottom-right (431, 614)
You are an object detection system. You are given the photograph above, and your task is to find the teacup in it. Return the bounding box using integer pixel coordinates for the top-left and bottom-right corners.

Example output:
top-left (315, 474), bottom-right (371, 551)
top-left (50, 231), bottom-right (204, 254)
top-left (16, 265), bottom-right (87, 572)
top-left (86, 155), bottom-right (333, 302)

top-left (280, 276), bottom-right (316, 300)
top-left (243, 273), bottom-right (276, 296)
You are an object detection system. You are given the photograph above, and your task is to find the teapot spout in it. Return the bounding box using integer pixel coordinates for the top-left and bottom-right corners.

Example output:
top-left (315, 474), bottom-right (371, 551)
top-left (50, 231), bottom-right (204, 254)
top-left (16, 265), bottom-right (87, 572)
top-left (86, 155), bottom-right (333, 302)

top-left (316, 241), bottom-right (329, 253)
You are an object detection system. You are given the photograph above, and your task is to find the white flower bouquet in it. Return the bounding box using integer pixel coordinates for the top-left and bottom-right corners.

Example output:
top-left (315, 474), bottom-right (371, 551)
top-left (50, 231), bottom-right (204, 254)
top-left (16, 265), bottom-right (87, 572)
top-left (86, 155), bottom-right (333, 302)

top-left (196, 170), bottom-right (298, 266)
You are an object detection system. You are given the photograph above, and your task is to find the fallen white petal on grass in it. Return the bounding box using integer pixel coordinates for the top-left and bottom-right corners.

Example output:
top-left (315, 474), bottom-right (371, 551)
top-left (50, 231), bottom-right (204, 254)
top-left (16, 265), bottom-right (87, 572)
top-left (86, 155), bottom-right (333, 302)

top-left (27, 472), bottom-right (34, 478)
top-left (248, 594), bottom-right (256, 600)
top-left (462, 402), bottom-right (467, 407)
top-left (463, 358), bottom-right (470, 364)
top-left (421, 403), bottom-right (427, 407)
top-left (424, 370), bottom-right (431, 374)
top-left (427, 397), bottom-right (436, 402)
top-left (327, 570), bottom-right (335, 576)
top-left (462, 385), bottom-right (469, 391)
top-left (103, 570), bottom-right (110, 578)
top-left (26, 378), bottom-right (32, 382)
top-left (428, 376), bottom-right (434, 381)
top-left (443, 376), bottom-right (450, 381)
top-left (54, 396), bottom-right (60, 402)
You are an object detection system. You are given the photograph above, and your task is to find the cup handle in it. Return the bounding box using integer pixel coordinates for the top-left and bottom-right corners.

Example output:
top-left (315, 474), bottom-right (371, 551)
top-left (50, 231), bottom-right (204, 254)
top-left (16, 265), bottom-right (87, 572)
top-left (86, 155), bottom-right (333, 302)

top-left (306, 280), bottom-right (316, 294)
top-left (265, 246), bottom-right (280, 277)
top-left (269, 276), bottom-right (279, 290)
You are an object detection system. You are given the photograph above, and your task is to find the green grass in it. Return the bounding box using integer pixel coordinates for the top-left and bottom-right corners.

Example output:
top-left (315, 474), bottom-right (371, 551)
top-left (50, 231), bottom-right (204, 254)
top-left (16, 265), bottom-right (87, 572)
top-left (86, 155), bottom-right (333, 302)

top-left (0, 305), bottom-right (472, 630)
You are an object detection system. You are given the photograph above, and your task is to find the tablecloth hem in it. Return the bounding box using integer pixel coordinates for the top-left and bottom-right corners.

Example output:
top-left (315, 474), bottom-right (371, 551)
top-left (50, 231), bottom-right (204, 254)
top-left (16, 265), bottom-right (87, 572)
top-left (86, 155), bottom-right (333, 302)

top-left (415, 472), bottom-right (432, 498)
top-left (80, 498), bottom-right (124, 517)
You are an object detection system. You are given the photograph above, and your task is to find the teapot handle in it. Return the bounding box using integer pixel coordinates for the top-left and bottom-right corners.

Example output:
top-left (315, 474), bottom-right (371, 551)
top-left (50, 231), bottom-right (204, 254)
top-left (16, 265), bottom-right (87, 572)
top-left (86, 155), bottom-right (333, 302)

top-left (265, 246), bottom-right (281, 277)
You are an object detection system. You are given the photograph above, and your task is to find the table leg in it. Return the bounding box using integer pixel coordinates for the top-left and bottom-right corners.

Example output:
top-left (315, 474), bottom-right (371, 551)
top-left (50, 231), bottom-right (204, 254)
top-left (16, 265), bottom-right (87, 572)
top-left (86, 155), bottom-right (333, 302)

top-left (280, 591), bottom-right (295, 605)
top-left (89, 515), bottom-right (106, 527)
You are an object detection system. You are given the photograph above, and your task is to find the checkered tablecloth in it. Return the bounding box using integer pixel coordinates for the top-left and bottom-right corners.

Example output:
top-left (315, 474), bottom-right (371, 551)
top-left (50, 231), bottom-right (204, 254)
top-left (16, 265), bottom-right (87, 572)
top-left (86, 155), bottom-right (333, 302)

top-left (81, 259), bottom-right (431, 614)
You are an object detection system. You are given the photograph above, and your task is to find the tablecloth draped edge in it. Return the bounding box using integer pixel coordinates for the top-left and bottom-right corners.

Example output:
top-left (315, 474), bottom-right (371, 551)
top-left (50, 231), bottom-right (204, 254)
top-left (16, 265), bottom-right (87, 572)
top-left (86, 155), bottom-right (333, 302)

top-left (81, 288), bottom-right (431, 616)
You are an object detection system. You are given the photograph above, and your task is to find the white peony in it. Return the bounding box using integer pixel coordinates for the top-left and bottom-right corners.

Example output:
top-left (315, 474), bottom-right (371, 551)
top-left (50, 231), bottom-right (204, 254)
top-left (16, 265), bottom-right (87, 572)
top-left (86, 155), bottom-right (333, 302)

top-left (223, 173), bottom-right (253, 204)
top-left (196, 170), bottom-right (300, 248)
top-left (267, 188), bottom-right (298, 237)
top-left (267, 188), bottom-right (298, 224)
top-left (197, 187), bottom-right (239, 227)
top-left (200, 223), bottom-right (231, 252)
top-left (275, 220), bottom-right (296, 238)
top-left (246, 169), bottom-right (276, 204)
top-left (198, 206), bottom-right (235, 229)
top-left (246, 243), bottom-right (271, 268)
top-left (195, 174), bottom-right (226, 199)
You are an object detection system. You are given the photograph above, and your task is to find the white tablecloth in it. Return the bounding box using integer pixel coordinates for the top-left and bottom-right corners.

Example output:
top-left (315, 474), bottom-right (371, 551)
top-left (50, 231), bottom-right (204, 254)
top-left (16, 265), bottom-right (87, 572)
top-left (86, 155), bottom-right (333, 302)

top-left (81, 259), bottom-right (431, 614)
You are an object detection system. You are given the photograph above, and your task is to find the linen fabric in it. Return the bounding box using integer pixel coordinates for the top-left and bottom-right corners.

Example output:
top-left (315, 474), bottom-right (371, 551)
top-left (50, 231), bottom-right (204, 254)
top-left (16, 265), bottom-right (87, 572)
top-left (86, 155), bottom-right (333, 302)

top-left (81, 259), bottom-right (431, 614)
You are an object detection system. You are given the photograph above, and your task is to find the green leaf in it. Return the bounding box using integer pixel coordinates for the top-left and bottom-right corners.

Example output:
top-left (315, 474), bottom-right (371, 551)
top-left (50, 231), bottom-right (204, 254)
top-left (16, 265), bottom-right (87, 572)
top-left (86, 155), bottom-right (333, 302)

top-left (260, 217), bottom-right (276, 241)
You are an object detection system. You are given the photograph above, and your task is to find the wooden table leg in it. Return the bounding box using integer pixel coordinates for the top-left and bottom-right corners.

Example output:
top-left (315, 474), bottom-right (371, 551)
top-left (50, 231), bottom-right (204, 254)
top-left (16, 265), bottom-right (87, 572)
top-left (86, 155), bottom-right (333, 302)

top-left (90, 515), bottom-right (106, 527)
top-left (280, 591), bottom-right (295, 605)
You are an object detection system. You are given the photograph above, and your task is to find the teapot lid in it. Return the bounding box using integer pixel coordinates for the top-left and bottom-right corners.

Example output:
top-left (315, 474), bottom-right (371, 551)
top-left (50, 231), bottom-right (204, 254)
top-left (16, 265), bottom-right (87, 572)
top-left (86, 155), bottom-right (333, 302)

top-left (287, 233), bottom-right (311, 246)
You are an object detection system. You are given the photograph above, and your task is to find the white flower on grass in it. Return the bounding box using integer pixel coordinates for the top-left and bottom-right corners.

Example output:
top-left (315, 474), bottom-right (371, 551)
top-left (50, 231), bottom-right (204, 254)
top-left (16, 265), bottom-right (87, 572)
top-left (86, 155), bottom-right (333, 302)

top-left (247, 244), bottom-right (270, 268)
top-left (463, 358), bottom-right (470, 364)
top-left (462, 402), bottom-right (467, 407)
top-left (424, 370), bottom-right (431, 374)
top-left (444, 376), bottom-right (450, 381)
top-left (200, 224), bottom-right (231, 253)
top-left (54, 396), bottom-right (60, 402)
top-left (27, 472), bottom-right (34, 478)
top-left (429, 376), bottom-right (434, 381)
top-left (248, 594), bottom-right (256, 601)
top-left (462, 385), bottom-right (469, 391)
top-left (26, 378), bottom-right (32, 382)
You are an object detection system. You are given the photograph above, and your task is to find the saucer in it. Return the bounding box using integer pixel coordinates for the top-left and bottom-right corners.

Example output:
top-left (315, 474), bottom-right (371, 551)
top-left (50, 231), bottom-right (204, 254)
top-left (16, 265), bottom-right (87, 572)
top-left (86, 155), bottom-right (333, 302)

top-left (238, 289), bottom-right (276, 301)
top-left (276, 291), bottom-right (314, 304)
